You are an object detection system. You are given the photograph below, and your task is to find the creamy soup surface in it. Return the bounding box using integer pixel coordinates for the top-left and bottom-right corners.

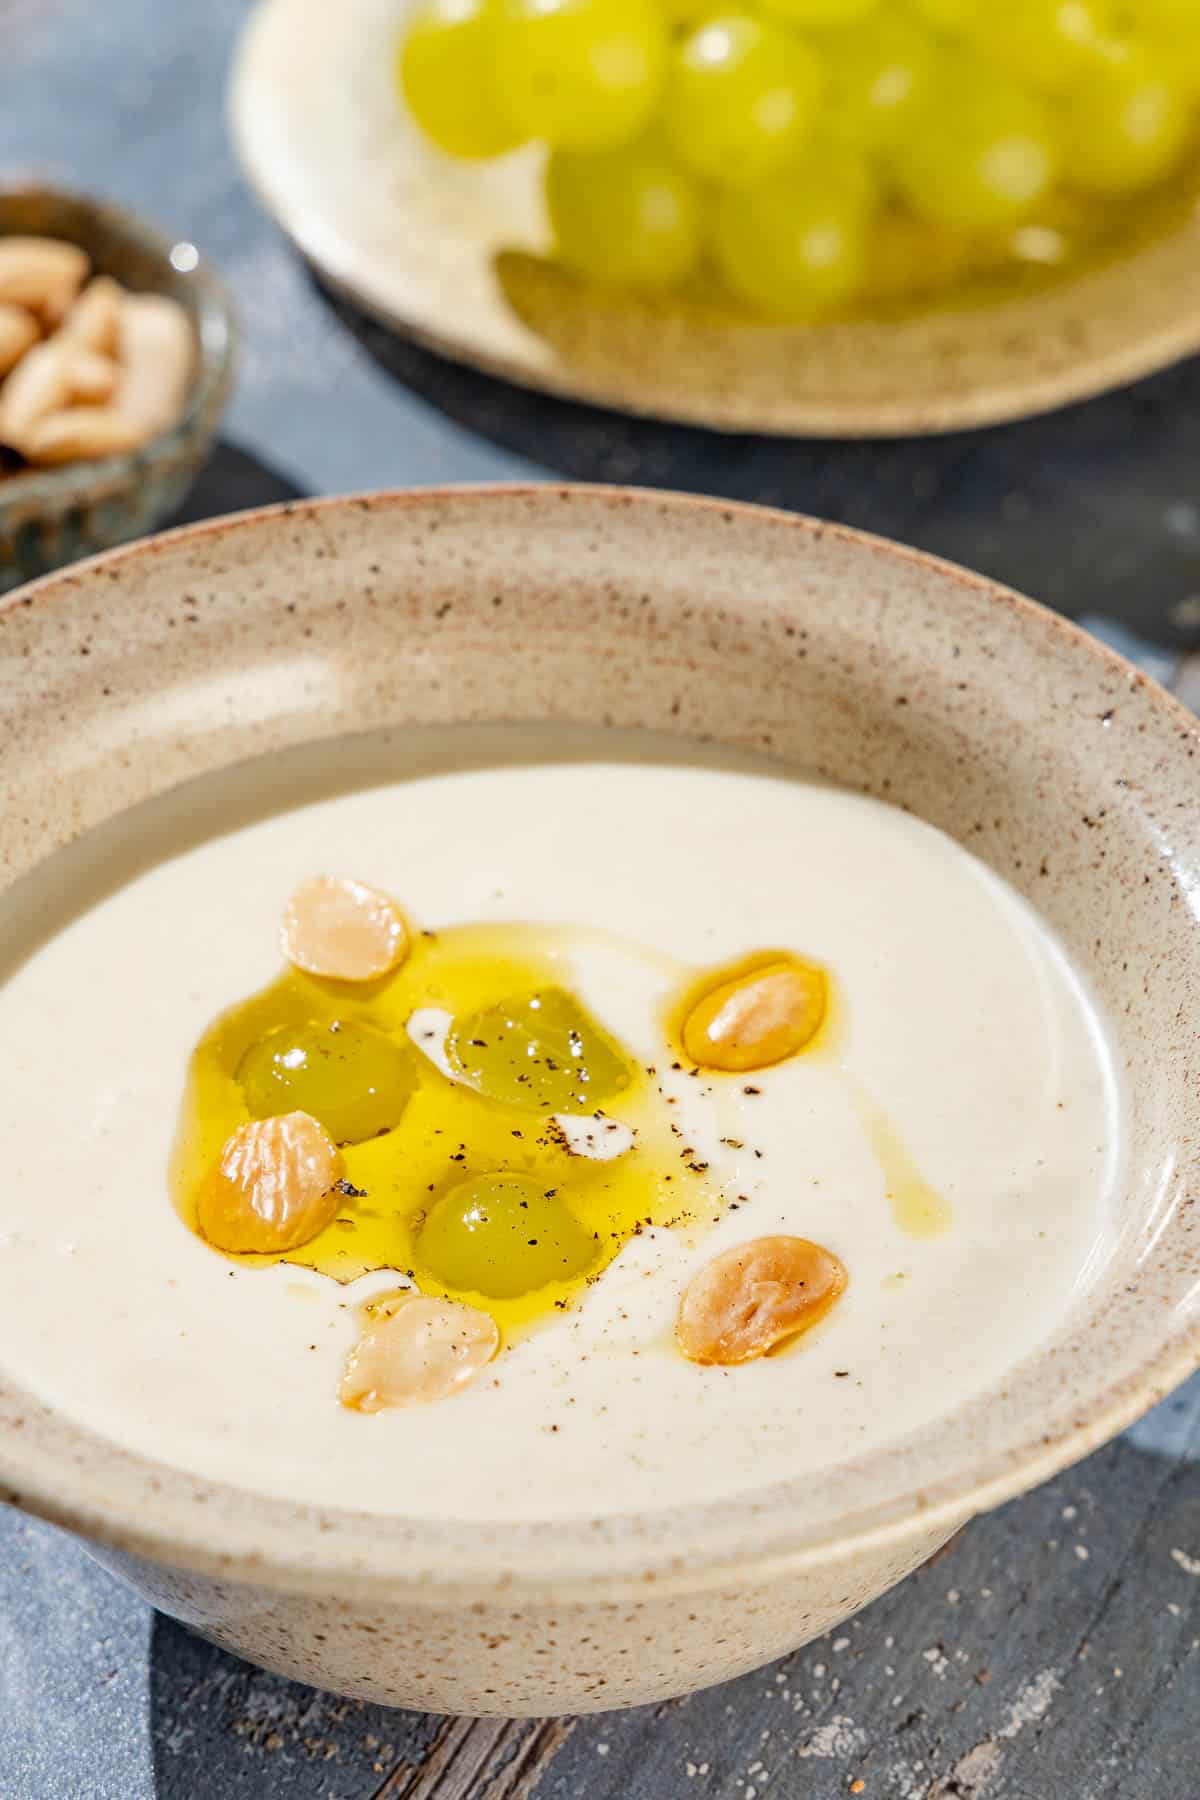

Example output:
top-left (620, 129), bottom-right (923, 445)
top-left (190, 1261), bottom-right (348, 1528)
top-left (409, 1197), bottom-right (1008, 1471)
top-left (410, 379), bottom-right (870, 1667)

top-left (0, 726), bottom-right (1120, 1521)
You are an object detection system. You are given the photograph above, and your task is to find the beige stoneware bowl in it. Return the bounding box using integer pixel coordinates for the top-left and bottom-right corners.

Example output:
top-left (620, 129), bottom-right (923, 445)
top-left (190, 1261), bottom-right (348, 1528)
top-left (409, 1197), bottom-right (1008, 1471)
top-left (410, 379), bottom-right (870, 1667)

top-left (1, 486), bottom-right (1198, 1716)
top-left (231, 0), bottom-right (1200, 436)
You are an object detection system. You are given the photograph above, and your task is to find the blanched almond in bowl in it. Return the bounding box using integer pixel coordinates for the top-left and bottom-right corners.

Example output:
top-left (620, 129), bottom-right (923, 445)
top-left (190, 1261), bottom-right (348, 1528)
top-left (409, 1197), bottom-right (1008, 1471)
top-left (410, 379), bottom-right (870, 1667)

top-left (115, 291), bottom-right (193, 436)
top-left (0, 238), bottom-right (87, 321)
top-left (59, 275), bottom-right (122, 356)
top-left (62, 348), bottom-right (118, 404)
top-left (676, 1235), bottom-right (847, 1366)
top-left (282, 876), bottom-right (409, 982)
top-left (197, 1111), bottom-right (343, 1255)
top-left (339, 1294), bottom-right (499, 1411)
top-left (0, 304), bottom-right (38, 377)
top-left (0, 340), bottom-right (74, 450)
top-left (24, 405), bottom-right (144, 466)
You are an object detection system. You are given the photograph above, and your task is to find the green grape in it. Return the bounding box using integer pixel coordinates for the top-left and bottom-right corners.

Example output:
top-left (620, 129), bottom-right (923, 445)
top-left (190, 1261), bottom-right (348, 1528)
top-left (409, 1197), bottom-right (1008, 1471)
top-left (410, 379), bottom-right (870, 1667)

top-left (711, 150), bottom-right (876, 315)
top-left (1125, 0), bottom-right (1198, 23)
top-left (1057, 46), bottom-right (1191, 191)
top-left (495, 0), bottom-right (666, 151)
top-left (446, 986), bottom-right (633, 1112)
top-left (968, 1), bottom-right (1118, 92)
top-left (760, 0), bottom-right (880, 23)
top-left (419, 1173), bottom-right (599, 1298)
top-left (545, 140), bottom-right (702, 288)
top-left (892, 57), bottom-right (1057, 229)
top-left (398, 0), bottom-right (525, 160)
top-left (821, 13), bottom-right (935, 151)
top-left (237, 1021), bottom-right (416, 1145)
top-left (1140, 30), bottom-right (1200, 100)
top-left (662, 16), bottom-right (824, 187)
top-left (1109, 6), bottom-right (1200, 110)
top-left (905, 0), bottom-right (982, 29)
top-left (657, 0), bottom-right (720, 21)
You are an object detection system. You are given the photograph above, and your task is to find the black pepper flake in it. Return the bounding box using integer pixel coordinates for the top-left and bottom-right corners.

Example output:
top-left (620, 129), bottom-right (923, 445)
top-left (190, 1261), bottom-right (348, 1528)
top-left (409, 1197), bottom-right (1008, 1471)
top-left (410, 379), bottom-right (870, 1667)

top-left (744, 1085), bottom-right (761, 1095)
top-left (720, 1137), bottom-right (744, 1149)
top-left (835, 1370), bottom-right (850, 1378)
top-left (334, 1178), bottom-right (368, 1197)
top-left (511, 1129), bottom-right (524, 1138)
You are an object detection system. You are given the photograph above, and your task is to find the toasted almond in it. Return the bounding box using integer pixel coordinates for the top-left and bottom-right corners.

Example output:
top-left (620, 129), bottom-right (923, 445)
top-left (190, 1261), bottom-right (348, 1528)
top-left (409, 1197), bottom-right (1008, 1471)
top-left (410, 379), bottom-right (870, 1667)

top-left (0, 303), bottom-right (38, 377)
top-left (196, 1111), bottom-right (343, 1255)
top-left (23, 405), bottom-right (146, 465)
top-left (62, 347), bottom-right (119, 404)
top-left (681, 957), bottom-right (827, 1072)
top-left (0, 238), bottom-right (88, 322)
top-left (676, 1235), bottom-right (847, 1366)
top-left (59, 275), bottom-right (122, 355)
top-left (115, 291), bottom-right (194, 436)
top-left (339, 1294), bottom-right (499, 1411)
top-left (0, 340), bottom-right (74, 450)
top-left (282, 876), bottom-right (409, 982)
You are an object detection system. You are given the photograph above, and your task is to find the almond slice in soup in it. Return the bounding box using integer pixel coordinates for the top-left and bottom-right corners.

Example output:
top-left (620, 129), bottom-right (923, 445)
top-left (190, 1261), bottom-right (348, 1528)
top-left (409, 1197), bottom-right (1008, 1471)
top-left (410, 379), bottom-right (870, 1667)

top-left (281, 876), bottom-right (409, 982)
top-left (197, 1111), bottom-right (343, 1255)
top-left (676, 1235), bottom-right (847, 1366)
top-left (339, 1294), bottom-right (499, 1411)
top-left (681, 957), bottom-right (827, 1072)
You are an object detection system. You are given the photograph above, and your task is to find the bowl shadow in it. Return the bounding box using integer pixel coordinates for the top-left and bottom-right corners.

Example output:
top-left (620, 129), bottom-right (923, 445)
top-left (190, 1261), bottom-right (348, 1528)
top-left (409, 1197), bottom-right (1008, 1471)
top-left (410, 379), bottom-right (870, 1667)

top-left (313, 271), bottom-right (1200, 651)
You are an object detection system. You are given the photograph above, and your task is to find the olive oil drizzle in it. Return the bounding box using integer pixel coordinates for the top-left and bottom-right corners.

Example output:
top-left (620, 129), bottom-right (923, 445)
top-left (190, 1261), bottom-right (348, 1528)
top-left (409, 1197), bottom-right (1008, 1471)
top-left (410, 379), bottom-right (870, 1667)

top-left (173, 923), bottom-right (953, 1349)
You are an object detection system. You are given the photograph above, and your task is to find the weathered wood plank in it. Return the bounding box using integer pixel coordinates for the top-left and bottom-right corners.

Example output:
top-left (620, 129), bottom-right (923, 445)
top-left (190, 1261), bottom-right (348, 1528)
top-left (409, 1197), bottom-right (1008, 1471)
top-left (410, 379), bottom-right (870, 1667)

top-left (376, 1718), bottom-right (575, 1800)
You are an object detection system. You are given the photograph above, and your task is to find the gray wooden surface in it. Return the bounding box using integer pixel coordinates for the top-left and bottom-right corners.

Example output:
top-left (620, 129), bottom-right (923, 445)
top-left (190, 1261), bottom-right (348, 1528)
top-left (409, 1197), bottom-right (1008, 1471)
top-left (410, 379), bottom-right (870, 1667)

top-left (3, 3), bottom-right (1199, 1795)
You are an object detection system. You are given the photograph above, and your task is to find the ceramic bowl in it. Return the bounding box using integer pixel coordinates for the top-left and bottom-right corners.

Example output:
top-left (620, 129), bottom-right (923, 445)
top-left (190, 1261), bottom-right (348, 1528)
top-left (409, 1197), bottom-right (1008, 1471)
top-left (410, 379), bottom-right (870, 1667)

top-left (231, 0), bottom-right (1200, 437)
top-left (0, 487), bottom-right (1198, 1716)
top-left (0, 187), bottom-right (235, 593)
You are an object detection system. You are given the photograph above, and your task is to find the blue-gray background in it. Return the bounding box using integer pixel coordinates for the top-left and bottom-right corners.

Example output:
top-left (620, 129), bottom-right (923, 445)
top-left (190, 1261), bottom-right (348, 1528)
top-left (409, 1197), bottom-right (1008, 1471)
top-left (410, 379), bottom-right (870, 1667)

top-left (2, 3), bottom-right (1198, 1795)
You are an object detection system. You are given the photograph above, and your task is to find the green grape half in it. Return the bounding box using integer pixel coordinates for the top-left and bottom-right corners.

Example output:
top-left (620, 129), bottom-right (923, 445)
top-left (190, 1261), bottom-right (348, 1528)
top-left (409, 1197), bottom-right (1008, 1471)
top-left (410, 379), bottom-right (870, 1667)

top-left (495, 0), bottom-right (667, 151)
top-left (968, 1), bottom-right (1119, 92)
top-left (398, 0), bottom-right (525, 160)
top-left (1057, 47), bottom-right (1192, 191)
top-left (711, 150), bottom-right (877, 316)
top-left (446, 986), bottom-right (634, 1112)
top-left (760, 0), bottom-right (881, 24)
top-left (662, 15), bottom-right (825, 187)
top-left (545, 140), bottom-right (702, 288)
top-left (821, 12), bottom-right (935, 150)
top-left (892, 57), bottom-right (1057, 229)
top-left (419, 1172), bottom-right (599, 1298)
top-left (237, 1020), bottom-right (417, 1145)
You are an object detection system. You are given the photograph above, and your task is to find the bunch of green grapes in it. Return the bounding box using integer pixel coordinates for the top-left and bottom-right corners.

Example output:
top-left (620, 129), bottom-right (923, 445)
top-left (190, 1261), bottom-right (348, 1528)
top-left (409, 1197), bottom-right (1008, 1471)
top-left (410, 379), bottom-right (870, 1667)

top-left (397, 0), bottom-right (1200, 318)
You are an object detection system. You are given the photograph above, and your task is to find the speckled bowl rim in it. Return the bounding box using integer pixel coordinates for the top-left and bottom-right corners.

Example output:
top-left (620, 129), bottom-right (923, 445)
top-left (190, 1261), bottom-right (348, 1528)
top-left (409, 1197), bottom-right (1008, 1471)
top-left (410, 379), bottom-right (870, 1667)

top-left (1, 486), bottom-right (1199, 1602)
top-left (0, 184), bottom-right (236, 514)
